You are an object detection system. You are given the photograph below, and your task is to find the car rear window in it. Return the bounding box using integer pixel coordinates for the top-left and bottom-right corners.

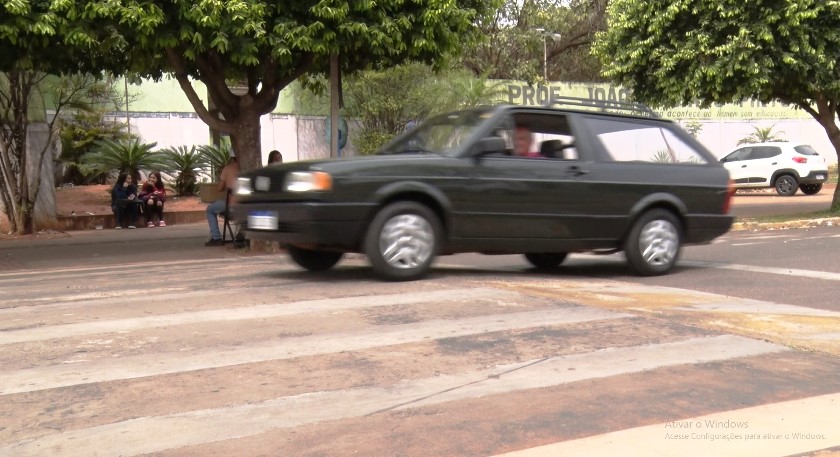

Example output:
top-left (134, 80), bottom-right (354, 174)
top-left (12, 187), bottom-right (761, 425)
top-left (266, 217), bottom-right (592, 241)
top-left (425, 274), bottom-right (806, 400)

top-left (582, 117), bottom-right (711, 164)
top-left (794, 145), bottom-right (819, 156)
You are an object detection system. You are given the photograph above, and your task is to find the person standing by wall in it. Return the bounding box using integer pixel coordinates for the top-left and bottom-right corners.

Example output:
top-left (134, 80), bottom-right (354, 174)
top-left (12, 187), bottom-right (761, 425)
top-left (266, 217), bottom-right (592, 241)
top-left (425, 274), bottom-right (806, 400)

top-left (267, 150), bottom-right (283, 164)
top-left (205, 155), bottom-right (240, 246)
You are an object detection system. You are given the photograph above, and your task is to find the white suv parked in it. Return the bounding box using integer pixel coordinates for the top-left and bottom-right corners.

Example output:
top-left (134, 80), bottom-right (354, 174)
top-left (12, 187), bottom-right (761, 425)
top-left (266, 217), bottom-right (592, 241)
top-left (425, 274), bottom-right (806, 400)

top-left (720, 141), bottom-right (829, 196)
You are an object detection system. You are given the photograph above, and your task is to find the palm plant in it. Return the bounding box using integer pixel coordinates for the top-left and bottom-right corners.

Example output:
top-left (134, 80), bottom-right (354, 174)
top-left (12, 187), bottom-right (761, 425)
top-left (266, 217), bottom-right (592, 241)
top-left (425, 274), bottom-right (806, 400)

top-left (161, 145), bottom-right (208, 196)
top-left (737, 125), bottom-right (786, 145)
top-left (650, 149), bottom-right (674, 163)
top-left (80, 138), bottom-right (168, 183)
top-left (197, 140), bottom-right (233, 181)
top-left (445, 70), bottom-right (508, 109)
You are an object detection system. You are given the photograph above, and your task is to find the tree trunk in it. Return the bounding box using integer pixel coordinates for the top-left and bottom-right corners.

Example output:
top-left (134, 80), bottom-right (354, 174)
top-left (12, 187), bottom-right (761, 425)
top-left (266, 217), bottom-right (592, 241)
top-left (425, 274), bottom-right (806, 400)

top-left (803, 101), bottom-right (840, 212)
top-left (229, 112), bottom-right (263, 172)
top-left (825, 124), bottom-right (840, 212)
top-left (817, 114), bottom-right (840, 213)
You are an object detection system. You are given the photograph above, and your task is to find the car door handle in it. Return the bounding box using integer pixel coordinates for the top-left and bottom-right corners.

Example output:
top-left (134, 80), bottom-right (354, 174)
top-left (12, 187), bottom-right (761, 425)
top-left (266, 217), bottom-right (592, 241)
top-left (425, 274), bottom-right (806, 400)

top-left (566, 165), bottom-right (590, 176)
top-left (740, 165), bottom-right (747, 168)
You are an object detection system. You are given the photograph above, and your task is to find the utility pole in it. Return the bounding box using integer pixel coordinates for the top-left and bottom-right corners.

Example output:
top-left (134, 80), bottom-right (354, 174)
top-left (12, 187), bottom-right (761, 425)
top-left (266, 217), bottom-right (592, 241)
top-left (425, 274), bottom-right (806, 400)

top-left (329, 52), bottom-right (340, 158)
top-left (534, 28), bottom-right (562, 81)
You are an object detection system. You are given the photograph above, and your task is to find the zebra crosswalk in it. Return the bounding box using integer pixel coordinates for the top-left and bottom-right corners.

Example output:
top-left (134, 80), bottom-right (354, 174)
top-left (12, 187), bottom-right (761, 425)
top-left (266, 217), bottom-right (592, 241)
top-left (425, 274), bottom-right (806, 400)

top-left (1, 257), bottom-right (838, 456)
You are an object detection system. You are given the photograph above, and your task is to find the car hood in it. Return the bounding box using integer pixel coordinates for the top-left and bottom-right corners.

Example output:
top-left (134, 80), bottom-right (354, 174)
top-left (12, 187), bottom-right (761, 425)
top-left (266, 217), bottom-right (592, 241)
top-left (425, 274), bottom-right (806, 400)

top-left (241, 154), bottom-right (456, 179)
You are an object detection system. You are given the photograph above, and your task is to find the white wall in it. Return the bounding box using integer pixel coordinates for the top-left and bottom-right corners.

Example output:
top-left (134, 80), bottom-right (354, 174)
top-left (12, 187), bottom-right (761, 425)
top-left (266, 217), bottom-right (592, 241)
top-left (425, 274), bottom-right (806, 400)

top-left (124, 113), bottom-right (839, 166)
top-left (684, 119), bottom-right (837, 164)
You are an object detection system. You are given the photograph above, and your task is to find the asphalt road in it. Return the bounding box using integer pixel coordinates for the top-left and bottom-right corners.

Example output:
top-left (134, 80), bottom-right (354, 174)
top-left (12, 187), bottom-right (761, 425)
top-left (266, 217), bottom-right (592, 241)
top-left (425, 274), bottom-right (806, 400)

top-left (2, 197), bottom-right (840, 456)
top-left (437, 224), bottom-right (840, 313)
top-left (3, 245), bottom-right (840, 457)
top-left (729, 184), bottom-right (836, 217)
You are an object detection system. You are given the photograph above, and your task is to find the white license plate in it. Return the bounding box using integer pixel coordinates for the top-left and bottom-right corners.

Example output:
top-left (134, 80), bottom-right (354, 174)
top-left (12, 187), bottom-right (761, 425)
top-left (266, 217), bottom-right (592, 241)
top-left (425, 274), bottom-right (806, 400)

top-left (815, 174), bottom-right (826, 180)
top-left (248, 212), bottom-right (278, 230)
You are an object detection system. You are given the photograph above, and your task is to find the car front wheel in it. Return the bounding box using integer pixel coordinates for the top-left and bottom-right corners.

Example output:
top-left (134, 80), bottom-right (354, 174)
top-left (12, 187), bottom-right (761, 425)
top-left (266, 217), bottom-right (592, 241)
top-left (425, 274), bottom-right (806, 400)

top-left (524, 252), bottom-right (568, 270)
top-left (287, 245), bottom-right (343, 271)
top-left (799, 183), bottom-right (823, 195)
top-left (775, 175), bottom-right (798, 196)
top-left (624, 209), bottom-right (682, 276)
top-left (364, 202), bottom-right (441, 281)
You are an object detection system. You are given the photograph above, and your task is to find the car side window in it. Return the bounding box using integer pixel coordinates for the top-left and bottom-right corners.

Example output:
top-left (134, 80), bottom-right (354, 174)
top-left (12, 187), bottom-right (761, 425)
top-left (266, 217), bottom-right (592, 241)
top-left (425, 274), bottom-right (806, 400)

top-left (724, 147), bottom-right (751, 162)
top-left (582, 117), bottom-right (711, 164)
top-left (501, 112), bottom-right (579, 159)
top-left (751, 146), bottom-right (781, 160)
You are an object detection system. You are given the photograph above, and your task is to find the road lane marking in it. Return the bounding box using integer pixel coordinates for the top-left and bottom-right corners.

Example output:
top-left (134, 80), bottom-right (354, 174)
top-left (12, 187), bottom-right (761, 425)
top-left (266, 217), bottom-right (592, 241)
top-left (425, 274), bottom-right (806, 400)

top-left (492, 393), bottom-right (840, 457)
top-left (0, 287), bottom-right (523, 344)
top-left (0, 335), bottom-right (785, 457)
top-left (680, 260), bottom-right (840, 281)
top-left (0, 257), bottom-right (279, 279)
top-left (0, 307), bottom-right (630, 395)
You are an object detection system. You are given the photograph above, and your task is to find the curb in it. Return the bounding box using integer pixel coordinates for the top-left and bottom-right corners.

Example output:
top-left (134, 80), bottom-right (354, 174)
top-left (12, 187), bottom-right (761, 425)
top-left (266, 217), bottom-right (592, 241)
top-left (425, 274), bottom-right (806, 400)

top-left (56, 210), bottom-right (206, 231)
top-left (732, 216), bottom-right (840, 231)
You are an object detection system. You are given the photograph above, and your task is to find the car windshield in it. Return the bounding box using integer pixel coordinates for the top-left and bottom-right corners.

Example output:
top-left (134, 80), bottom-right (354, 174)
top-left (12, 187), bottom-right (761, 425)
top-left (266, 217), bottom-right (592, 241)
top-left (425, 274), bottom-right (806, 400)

top-left (379, 108), bottom-right (495, 157)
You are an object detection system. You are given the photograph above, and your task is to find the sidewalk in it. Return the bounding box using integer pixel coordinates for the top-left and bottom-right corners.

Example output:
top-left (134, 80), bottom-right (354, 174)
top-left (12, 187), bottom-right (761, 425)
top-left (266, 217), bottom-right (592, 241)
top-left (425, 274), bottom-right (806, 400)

top-left (54, 209), bottom-right (206, 231)
top-left (0, 220), bottom-right (284, 273)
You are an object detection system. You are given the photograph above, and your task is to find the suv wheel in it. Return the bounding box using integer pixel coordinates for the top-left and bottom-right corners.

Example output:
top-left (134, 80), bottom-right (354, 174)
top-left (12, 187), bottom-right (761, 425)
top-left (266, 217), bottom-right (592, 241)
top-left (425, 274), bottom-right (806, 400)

top-left (364, 202), bottom-right (441, 281)
top-left (799, 183), bottom-right (823, 195)
top-left (774, 175), bottom-right (798, 196)
top-left (624, 209), bottom-right (682, 276)
top-left (287, 245), bottom-right (343, 271)
top-left (524, 252), bottom-right (568, 270)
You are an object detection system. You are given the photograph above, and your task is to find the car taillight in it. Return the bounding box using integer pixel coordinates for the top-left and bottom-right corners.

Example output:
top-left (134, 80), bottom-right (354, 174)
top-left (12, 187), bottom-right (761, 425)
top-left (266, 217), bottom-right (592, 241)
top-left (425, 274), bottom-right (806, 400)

top-left (792, 156), bottom-right (807, 163)
top-left (722, 179), bottom-right (735, 214)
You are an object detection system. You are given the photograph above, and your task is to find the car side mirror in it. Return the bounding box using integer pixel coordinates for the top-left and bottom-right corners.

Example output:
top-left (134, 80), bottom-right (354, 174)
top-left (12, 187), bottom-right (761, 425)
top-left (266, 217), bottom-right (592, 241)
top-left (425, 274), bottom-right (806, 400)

top-left (474, 136), bottom-right (508, 156)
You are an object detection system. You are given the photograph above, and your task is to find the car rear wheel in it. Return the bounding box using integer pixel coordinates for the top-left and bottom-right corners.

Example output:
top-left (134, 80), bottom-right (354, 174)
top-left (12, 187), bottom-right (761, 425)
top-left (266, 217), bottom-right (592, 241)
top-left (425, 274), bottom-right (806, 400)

top-left (624, 209), bottom-right (682, 276)
top-left (775, 175), bottom-right (798, 196)
top-left (799, 183), bottom-right (823, 195)
top-left (364, 202), bottom-right (441, 281)
top-left (286, 245), bottom-right (343, 271)
top-left (524, 252), bottom-right (568, 270)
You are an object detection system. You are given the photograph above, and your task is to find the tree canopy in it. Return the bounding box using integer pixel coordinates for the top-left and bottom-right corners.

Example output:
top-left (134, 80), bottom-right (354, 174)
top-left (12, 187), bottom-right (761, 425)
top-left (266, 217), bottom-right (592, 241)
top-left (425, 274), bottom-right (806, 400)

top-left (1, 0), bottom-right (126, 234)
top-left (459, 0), bottom-right (608, 82)
top-left (594, 0), bottom-right (840, 210)
top-left (86, 0), bottom-right (499, 170)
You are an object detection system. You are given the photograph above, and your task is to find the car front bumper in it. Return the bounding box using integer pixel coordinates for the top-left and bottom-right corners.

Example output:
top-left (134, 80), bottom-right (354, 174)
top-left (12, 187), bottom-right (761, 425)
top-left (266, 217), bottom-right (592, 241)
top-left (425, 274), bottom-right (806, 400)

top-left (235, 201), bottom-right (376, 250)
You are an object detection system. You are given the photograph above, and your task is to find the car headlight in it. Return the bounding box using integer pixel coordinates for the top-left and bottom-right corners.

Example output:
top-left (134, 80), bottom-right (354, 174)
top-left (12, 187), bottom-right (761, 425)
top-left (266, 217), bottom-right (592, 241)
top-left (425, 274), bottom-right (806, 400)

top-left (235, 177), bottom-right (253, 195)
top-left (284, 171), bottom-right (333, 192)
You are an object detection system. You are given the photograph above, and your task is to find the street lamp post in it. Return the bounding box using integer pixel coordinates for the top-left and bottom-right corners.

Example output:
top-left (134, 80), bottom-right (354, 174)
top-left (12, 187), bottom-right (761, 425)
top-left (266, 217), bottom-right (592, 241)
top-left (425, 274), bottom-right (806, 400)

top-left (534, 28), bottom-right (562, 81)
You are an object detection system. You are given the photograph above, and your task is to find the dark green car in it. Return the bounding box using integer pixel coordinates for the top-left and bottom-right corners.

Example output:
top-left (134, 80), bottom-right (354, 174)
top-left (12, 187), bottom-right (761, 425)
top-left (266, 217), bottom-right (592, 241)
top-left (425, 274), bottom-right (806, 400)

top-left (235, 98), bottom-right (734, 281)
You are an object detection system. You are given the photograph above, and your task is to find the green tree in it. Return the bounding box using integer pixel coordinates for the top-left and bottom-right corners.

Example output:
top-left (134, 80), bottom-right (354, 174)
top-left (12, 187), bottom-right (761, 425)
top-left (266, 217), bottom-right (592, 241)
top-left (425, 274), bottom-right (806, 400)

top-left (682, 121), bottom-right (703, 139)
top-left (594, 0), bottom-right (840, 211)
top-left (161, 145), bottom-right (207, 196)
top-left (1, 0), bottom-right (125, 234)
top-left (737, 125), bottom-right (786, 146)
top-left (1, 72), bottom-right (117, 233)
top-left (343, 63), bottom-right (450, 155)
top-left (57, 77), bottom-right (135, 185)
top-left (80, 139), bottom-right (167, 183)
top-left (88, 0), bottom-right (497, 172)
top-left (445, 70), bottom-right (509, 109)
top-left (459, 0), bottom-right (609, 82)
top-left (197, 141), bottom-right (233, 182)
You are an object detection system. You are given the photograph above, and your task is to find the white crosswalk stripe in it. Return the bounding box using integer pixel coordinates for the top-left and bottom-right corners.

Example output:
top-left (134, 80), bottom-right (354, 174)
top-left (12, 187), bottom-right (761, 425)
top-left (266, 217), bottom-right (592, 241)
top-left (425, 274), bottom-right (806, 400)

top-left (1, 258), bottom-right (838, 457)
